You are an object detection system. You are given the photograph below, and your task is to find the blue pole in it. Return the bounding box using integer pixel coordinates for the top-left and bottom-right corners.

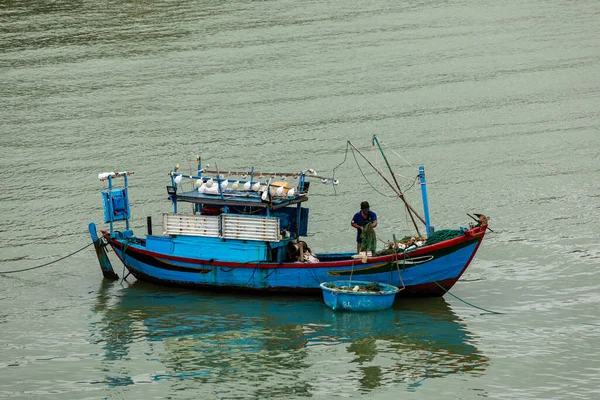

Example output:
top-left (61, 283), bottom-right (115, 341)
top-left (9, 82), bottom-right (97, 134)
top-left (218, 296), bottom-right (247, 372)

top-left (196, 155), bottom-right (202, 214)
top-left (124, 174), bottom-right (130, 231)
top-left (419, 166), bottom-right (433, 237)
top-left (107, 175), bottom-right (114, 234)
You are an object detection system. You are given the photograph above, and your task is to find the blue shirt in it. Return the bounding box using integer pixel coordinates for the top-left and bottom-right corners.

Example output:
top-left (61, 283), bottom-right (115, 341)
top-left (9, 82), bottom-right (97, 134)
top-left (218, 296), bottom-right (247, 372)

top-left (352, 210), bottom-right (377, 243)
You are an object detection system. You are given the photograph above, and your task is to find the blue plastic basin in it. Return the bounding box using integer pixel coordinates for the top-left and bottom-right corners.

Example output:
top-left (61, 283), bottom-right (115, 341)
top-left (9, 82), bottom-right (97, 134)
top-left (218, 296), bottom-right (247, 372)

top-left (320, 280), bottom-right (400, 311)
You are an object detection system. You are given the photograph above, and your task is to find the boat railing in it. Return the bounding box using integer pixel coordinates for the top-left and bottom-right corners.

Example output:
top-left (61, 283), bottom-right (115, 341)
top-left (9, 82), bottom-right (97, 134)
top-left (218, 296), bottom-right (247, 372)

top-left (162, 213), bottom-right (280, 242)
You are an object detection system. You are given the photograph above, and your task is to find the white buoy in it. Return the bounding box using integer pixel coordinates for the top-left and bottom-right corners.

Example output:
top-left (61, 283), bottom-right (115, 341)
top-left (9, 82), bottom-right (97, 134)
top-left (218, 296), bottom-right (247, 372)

top-left (206, 179), bottom-right (214, 188)
top-left (98, 172), bottom-right (115, 181)
top-left (261, 191), bottom-right (268, 201)
top-left (275, 186), bottom-right (284, 196)
top-left (194, 179), bottom-right (203, 188)
top-left (220, 180), bottom-right (228, 189)
top-left (174, 175), bottom-right (183, 184)
top-left (252, 182), bottom-right (261, 191)
top-left (232, 181), bottom-right (239, 190)
top-left (243, 181), bottom-right (251, 190)
top-left (332, 179), bottom-right (339, 185)
top-left (287, 188), bottom-right (295, 197)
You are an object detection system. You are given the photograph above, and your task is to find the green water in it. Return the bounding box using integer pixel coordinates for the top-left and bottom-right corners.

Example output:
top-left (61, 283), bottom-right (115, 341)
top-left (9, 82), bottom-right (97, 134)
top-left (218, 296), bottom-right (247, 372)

top-left (1, 0), bottom-right (599, 398)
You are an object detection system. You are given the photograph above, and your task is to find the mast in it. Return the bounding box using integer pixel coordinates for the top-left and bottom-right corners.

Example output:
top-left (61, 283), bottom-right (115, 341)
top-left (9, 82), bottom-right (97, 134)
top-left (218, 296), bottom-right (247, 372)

top-left (372, 135), bottom-right (422, 237)
top-left (348, 138), bottom-right (424, 237)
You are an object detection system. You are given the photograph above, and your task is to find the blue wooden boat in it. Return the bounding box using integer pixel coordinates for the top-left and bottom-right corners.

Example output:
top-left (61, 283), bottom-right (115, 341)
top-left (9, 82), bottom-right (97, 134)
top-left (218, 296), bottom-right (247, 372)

top-left (89, 135), bottom-right (489, 297)
top-left (320, 281), bottom-right (400, 311)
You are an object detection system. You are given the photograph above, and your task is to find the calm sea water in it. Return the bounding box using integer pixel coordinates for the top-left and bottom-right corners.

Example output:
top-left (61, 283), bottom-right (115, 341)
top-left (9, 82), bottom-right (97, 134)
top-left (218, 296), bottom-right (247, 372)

top-left (1, 0), bottom-right (600, 399)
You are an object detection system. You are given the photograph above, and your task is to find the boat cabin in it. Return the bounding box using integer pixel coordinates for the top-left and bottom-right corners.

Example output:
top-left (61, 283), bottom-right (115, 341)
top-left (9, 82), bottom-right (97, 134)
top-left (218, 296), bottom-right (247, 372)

top-left (144, 167), bottom-right (319, 264)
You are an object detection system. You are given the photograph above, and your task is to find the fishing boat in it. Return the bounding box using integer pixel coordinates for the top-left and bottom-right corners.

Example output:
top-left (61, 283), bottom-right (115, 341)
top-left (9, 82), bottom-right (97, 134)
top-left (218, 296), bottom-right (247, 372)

top-left (88, 135), bottom-right (489, 297)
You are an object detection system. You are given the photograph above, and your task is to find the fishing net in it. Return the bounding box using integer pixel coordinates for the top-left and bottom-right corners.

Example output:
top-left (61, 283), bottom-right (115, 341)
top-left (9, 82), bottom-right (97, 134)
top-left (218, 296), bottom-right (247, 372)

top-left (361, 223), bottom-right (377, 253)
top-left (423, 229), bottom-right (464, 246)
top-left (377, 229), bottom-right (464, 255)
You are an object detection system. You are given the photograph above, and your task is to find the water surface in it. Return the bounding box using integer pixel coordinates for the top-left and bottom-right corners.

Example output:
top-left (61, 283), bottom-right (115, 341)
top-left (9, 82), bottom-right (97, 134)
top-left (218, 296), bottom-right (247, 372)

top-left (1, 0), bottom-right (599, 398)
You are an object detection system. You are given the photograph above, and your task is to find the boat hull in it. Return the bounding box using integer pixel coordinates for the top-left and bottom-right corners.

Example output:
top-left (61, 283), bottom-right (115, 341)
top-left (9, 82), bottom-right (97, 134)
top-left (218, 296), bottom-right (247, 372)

top-left (104, 225), bottom-right (486, 297)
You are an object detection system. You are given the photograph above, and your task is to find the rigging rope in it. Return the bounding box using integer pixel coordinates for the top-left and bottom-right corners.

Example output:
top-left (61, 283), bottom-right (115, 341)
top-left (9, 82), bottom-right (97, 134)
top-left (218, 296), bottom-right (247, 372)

top-left (0, 241), bottom-right (96, 274)
top-left (382, 141), bottom-right (415, 168)
top-left (331, 142), bottom-right (395, 198)
top-left (351, 147), bottom-right (395, 197)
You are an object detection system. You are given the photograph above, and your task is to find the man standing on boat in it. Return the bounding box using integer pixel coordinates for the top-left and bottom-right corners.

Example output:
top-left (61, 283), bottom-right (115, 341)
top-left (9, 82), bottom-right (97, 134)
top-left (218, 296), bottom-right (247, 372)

top-left (351, 201), bottom-right (377, 253)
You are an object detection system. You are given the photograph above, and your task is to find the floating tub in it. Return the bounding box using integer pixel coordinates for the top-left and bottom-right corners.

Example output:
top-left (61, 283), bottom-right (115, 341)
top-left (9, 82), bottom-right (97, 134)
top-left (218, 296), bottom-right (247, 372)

top-left (320, 280), bottom-right (400, 311)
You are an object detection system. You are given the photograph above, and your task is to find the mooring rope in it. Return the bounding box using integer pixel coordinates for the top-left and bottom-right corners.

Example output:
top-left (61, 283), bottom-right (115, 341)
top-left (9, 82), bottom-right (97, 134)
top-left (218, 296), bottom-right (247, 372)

top-left (0, 241), bottom-right (96, 274)
top-left (119, 239), bottom-right (135, 283)
top-left (402, 250), bottom-right (503, 315)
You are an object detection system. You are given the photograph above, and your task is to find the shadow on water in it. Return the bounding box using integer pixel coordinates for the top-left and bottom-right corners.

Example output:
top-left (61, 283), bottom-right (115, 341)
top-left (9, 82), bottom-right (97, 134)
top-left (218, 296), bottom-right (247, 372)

top-left (90, 280), bottom-right (488, 396)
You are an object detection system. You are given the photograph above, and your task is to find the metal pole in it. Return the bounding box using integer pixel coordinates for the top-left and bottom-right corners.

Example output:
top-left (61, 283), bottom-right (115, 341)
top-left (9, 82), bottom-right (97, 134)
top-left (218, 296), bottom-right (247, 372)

top-left (419, 166), bottom-right (433, 237)
top-left (107, 175), bottom-right (114, 234)
top-left (124, 174), bottom-right (130, 231)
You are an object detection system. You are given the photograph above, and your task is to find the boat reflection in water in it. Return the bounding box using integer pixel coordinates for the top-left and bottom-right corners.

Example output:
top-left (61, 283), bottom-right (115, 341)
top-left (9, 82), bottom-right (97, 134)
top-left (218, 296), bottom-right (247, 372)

top-left (90, 281), bottom-right (488, 396)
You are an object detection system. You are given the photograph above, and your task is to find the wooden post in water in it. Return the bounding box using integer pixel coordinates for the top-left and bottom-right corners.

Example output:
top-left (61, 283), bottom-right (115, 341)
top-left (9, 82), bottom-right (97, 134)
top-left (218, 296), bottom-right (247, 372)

top-left (88, 222), bottom-right (119, 280)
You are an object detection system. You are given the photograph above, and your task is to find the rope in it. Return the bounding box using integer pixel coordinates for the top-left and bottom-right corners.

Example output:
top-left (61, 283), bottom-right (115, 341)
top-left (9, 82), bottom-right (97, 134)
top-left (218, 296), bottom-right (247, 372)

top-left (308, 267), bottom-right (321, 285)
top-left (382, 141), bottom-right (415, 168)
top-left (402, 251), bottom-right (503, 315)
top-left (0, 241), bottom-right (96, 274)
top-left (402, 174), bottom-right (419, 193)
top-left (119, 239), bottom-right (134, 283)
top-left (220, 261), bottom-right (253, 272)
top-left (351, 148), bottom-right (395, 198)
top-left (332, 142), bottom-right (394, 198)
top-left (331, 142), bottom-right (351, 196)
top-left (264, 263), bottom-right (280, 278)
top-left (244, 262), bottom-right (263, 285)
top-left (393, 248), bottom-right (406, 291)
